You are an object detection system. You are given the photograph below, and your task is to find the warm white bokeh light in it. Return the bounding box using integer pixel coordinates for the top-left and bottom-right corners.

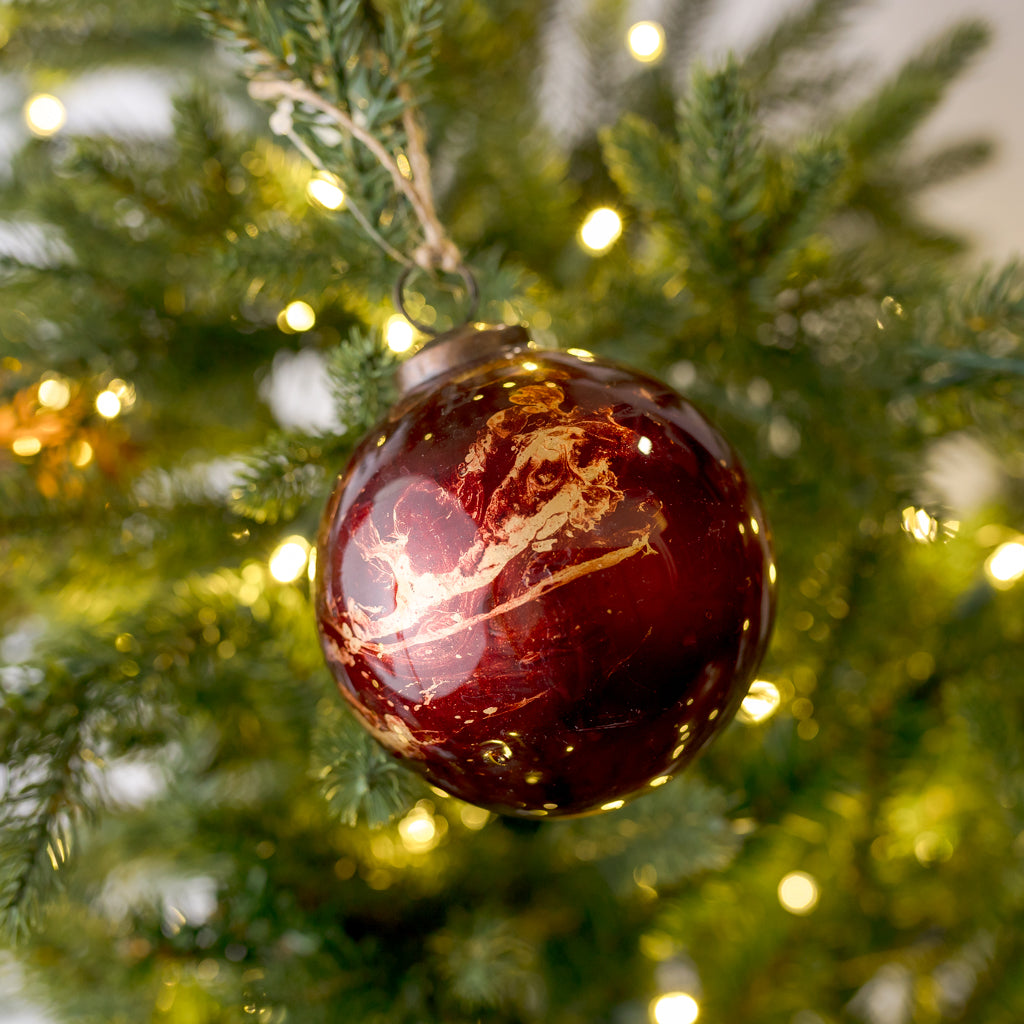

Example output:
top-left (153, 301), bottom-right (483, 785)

top-left (268, 536), bottom-right (310, 584)
top-left (12, 436), bottom-right (42, 457)
top-left (282, 300), bottom-right (316, 332)
top-left (385, 315), bottom-right (415, 353)
top-left (738, 679), bottom-right (781, 725)
top-left (651, 991), bottom-right (700, 1024)
top-left (778, 871), bottom-right (820, 915)
top-left (95, 390), bottom-right (122, 419)
top-left (580, 207), bottom-right (623, 253)
top-left (627, 21), bottom-right (666, 63)
top-left (306, 172), bottom-right (346, 210)
top-left (398, 806), bottom-right (440, 853)
top-left (986, 539), bottom-right (1024, 588)
top-left (25, 93), bottom-right (66, 136)
top-left (38, 378), bottom-right (71, 410)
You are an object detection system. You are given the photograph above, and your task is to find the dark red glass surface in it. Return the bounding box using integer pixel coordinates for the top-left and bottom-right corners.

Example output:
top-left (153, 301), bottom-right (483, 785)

top-left (316, 343), bottom-right (774, 817)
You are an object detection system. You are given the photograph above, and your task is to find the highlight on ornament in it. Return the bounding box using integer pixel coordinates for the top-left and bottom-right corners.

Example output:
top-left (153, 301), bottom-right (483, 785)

top-left (268, 536), bottom-right (311, 584)
top-left (279, 300), bottom-right (316, 333)
top-left (627, 21), bottom-right (665, 64)
top-left (985, 537), bottom-right (1024, 589)
top-left (579, 207), bottom-right (623, 254)
top-left (24, 93), bottom-right (66, 136)
top-left (306, 171), bottom-right (346, 211)
top-left (777, 871), bottom-right (820, 915)
top-left (651, 991), bottom-right (700, 1024)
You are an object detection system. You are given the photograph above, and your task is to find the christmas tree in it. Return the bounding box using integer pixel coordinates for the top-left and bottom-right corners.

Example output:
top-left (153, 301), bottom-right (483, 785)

top-left (3, 1), bottom-right (1024, 1022)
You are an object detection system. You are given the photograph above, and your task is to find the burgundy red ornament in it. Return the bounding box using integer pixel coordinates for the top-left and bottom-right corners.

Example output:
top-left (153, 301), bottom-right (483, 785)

top-left (315, 323), bottom-right (774, 817)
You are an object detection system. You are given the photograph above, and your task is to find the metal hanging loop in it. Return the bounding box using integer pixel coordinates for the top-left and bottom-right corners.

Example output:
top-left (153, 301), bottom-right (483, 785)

top-left (393, 264), bottom-right (480, 336)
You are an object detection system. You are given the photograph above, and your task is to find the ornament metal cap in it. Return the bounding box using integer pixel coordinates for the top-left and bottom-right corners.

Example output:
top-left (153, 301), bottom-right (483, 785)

top-left (395, 321), bottom-right (532, 395)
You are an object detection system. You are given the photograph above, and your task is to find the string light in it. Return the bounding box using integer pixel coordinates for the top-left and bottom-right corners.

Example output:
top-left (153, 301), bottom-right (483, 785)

top-left (579, 207), bottom-right (623, 254)
top-left (306, 171), bottom-right (346, 210)
top-left (397, 805), bottom-right (441, 853)
top-left (37, 377), bottom-right (71, 410)
top-left (70, 439), bottom-right (94, 467)
top-left (385, 314), bottom-right (415, 353)
top-left (280, 300), bottom-right (316, 333)
top-left (651, 992), bottom-right (700, 1024)
top-left (778, 871), bottom-right (819, 915)
top-left (986, 539), bottom-right (1024, 589)
top-left (12, 436), bottom-right (42, 457)
top-left (95, 390), bottom-right (122, 419)
top-left (268, 536), bottom-right (310, 583)
top-left (627, 21), bottom-right (665, 64)
top-left (25, 93), bottom-right (66, 137)
top-left (737, 679), bottom-right (781, 724)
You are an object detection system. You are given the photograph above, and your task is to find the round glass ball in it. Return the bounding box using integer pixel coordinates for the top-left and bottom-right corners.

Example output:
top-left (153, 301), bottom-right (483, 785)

top-left (315, 337), bottom-right (774, 817)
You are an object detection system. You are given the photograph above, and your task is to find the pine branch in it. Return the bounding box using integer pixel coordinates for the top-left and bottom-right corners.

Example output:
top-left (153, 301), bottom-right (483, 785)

top-left (326, 326), bottom-right (400, 435)
top-left (600, 114), bottom-right (679, 222)
top-left (844, 20), bottom-right (990, 162)
top-left (550, 776), bottom-right (741, 895)
top-left (312, 702), bottom-right (424, 827)
top-left (741, 0), bottom-right (865, 91)
top-left (229, 434), bottom-right (341, 525)
top-left (675, 60), bottom-right (768, 292)
top-left (431, 911), bottom-right (543, 1016)
top-left (188, 0), bottom-right (457, 271)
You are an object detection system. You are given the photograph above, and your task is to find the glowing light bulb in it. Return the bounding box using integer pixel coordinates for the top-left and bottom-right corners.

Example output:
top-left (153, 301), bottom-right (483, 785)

top-left (398, 807), bottom-right (439, 852)
top-left (281, 300), bottom-right (316, 333)
top-left (627, 21), bottom-right (665, 63)
top-left (95, 390), bottom-right (122, 419)
top-left (25, 94), bottom-right (66, 137)
top-left (737, 679), bottom-right (781, 725)
top-left (385, 314), bottom-right (415, 353)
top-left (306, 172), bottom-right (346, 210)
top-left (71, 439), bottom-right (94, 467)
top-left (986, 539), bottom-right (1024, 588)
top-left (268, 536), bottom-right (310, 583)
top-left (38, 377), bottom-right (71, 410)
top-left (12, 436), bottom-right (42, 457)
top-left (778, 871), bottom-right (819, 915)
top-left (580, 207), bottom-right (623, 254)
top-left (651, 992), bottom-right (700, 1024)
